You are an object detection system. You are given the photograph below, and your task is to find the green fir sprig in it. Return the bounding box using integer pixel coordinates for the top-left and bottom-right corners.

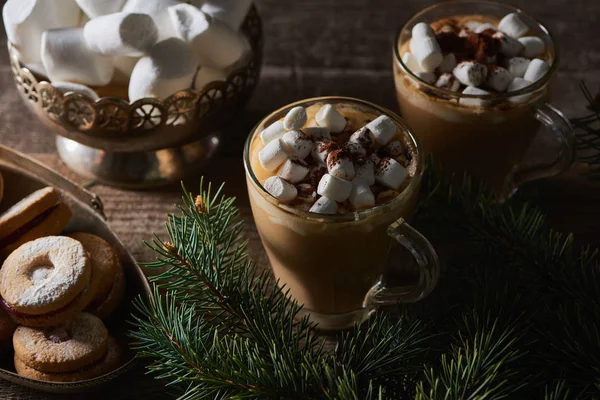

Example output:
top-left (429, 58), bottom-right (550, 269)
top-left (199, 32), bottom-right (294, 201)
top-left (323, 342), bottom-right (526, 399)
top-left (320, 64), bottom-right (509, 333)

top-left (572, 81), bottom-right (600, 178)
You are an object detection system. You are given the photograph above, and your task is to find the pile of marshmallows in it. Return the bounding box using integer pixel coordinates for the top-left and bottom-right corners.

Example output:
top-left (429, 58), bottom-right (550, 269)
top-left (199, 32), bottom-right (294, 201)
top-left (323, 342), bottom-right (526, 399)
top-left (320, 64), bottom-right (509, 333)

top-left (259, 105), bottom-right (407, 214)
top-left (404, 12), bottom-right (551, 106)
top-left (3, 0), bottom-right (252, 102)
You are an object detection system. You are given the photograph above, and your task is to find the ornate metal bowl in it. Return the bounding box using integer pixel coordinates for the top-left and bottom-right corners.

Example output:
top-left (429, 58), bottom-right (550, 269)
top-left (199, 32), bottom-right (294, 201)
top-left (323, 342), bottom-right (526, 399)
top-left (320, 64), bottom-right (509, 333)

top-left (9, 7), bottom-right (263, 188)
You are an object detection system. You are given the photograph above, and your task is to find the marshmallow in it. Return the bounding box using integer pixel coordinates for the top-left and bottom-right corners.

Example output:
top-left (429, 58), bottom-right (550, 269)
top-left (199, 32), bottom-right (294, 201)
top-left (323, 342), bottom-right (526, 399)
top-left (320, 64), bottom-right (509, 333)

top-left (278, 159), bottom-right (309, 183)
top-left (518, 36), bottom-right (545, 58)
top-left (260, 120), bottom-right (286, 145)
top-left (128, 38), bottom-right (198, 102)
top-left (523, 58), bottom-right (550, 83)
top-left (507, 77), bottom-right (532, 103)
top-left (465, 21), bottom-right (482, 31)
top-left (75, 0), bottom-right (126, 18)
top-left (366, 115), bottom-right (396, 146)
top-left (505, 57), bottom-right (530, 78)
top-left (414, 72), bottom-right (436, 84)
top-left (4, 0), bottom-right (81, 64)
top-left (84, 12), bottom-right (158, 56)
top-left (317, 174), bottom-right (352, 202)
top-left (409, 37), bottom-right (443, 72)
top-left (385, 141), bottom-right (404, 158)
top-left (201, 0), bottom-right (252, 31)
top-left (264, 176), bottom-right (297, 203)
top-left (112, 56), bottom-right (139, 84)
top-left (316, 104), bottom-right (347, 133)
top-left (283, 106), bottom-right (307, 130)
top-left (498, 13), bottom-right (529, 38)
top-left (302, 126), bottom-right (331, 141)
top-left (459, 86), bottom-right (492, 107)
top-left (122, 0), bottom-right (180, 41)
top-left (282, 130), bottom-right (312, 159)
top-left (349, 179), bottom-right (376, 209)
top-left (438, 53), bottom-right (457, 73)
top-left (296, 184), bottom-right (317, 204)
top-left (348, 126), bottom-right (374, 150)
top-left (354, 156), bottom-right (375, 186)
top-left (22, 62), bottom-right (46, 77)
top-left (327, 149), bottom-right (355, 180)
top-left (412, 22), bottom-right (435, 39)
top-left (435, 73), bottom-right (461, 92)
top-left (168, 3), bottom-right (248, 69)
top-left (53, 81), bottom-right (99, 100)
top-left (493, 32), bottom-right (524, 57)
top-left (258, 138), bottom-right (289, 172)
top-left (41, 28), bottom-right (114, 86)
top-left (345, 142), bottom-right (366, 156)
top-left (453, 61), bottom-right (488, 87)
top-left (194, 66), bottom-right (228, 90)
top-left (309, 196), bottom-right (337, 214)
top-left (486, 66), bottom-right (513, 92)
top-left (401, 52), bottom-right (421, 72)
top-left (312, 140), bottom-right (339, 164)
top-left (474, 23), bottom-right (496, 33)
top-left (375, 158), bottom-right (408, 191)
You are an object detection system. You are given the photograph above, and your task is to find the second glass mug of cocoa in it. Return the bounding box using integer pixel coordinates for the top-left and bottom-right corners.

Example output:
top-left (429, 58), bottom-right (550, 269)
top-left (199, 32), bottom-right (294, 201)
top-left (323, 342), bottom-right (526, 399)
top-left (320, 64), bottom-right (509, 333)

top-left (393, 0), bottom-right (575, 197)
top-left (244, 97), bottom-right (440, 331)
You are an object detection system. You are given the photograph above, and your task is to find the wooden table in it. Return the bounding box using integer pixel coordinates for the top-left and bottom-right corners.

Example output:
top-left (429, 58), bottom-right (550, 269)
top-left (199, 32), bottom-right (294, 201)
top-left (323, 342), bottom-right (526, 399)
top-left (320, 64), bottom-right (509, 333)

top-left (0, 0), bottom-right (599, 398)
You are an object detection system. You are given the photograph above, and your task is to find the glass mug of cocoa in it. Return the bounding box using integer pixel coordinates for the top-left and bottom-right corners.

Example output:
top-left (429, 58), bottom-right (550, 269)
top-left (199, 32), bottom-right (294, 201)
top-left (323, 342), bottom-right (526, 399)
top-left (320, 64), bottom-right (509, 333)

top-left (393, 0), bottom-right (575, 197)
top-left (244, 97), bottom-right (440, 330)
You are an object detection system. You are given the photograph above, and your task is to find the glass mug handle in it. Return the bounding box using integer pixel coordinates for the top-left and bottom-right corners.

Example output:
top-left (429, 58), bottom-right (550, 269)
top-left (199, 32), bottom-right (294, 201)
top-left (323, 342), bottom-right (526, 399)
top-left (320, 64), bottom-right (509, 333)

top-left (513, 103), bottom-right (576, 187)
top-left (364, 218), bottom-right (440, 307)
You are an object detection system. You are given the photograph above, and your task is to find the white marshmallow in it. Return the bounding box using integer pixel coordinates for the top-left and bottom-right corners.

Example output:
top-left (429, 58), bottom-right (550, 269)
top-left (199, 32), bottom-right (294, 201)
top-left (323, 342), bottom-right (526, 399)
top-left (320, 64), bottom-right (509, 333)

top-left (112, 56), bottom-right (139, 84)
top-left (453, 61), bottom-right (488, 87)
top-left (75, 0), bottom-right (125, 18)
top-left (385, 141), bottom-right (404, 158)
top-left (438, 53), bottom-right (457, 73)
top-left (168, 3), bottom-right (248, 69)
top-left (518, 36), bottom-right (545, 58)
top-left (327, 149), bottom-right (355, 180)
top-left (485, 66), bottom-right (513, 92)
top-left (258, 138), bottom-right (289, 172)
top-left (316, 104), bottom-right (347, 133)
top-left (523, 58), bottom-right (550, 83)
top-left (474, 23), bottom-right (496, 33)
top-left (507, 77), bottom-right (532, 103)
top-left (283, 106), bottom-right (307, 130)
top-left (53, 81), bottom-right (99, 100)
top-left (41, 28), bottom-right (114, 86)
top-left (409, 37), bottom-right (443, 72)
top-left (194, 66), bottom-right (228, 90)
top-left (505, 57), bottom-right (530, 78)
top-left (375, 158), bottom-right (407, 191)
top-left (498, 13), bottom-right (529, 38)
top-left (349, 179), bottom-right (375, 209)
top-left (302, 126), bottom-right (331, 141)
top-left (366, 115), bottom-right (397, 146)
top-left (4, 0), bottom-right (81, 64)
top-left (128, 38), bottom-right (198, 101)
top-left (412, 22), bottom-right (435, 39)
top-left (354, 156), bottom-right (375, 186)
top-left (264, 176), bottom-right (297, 203)
top-left (348, 126), bottom-right (375, 151)
top-left (282, 130), bottom-right (312, 159)
top-left (459, 86), bottom-right (492, 107)
top-left (435, 73), bottom-right (461, 92)
top-left (401, 52), bottom-right (422, 72)
top-left (260, 120), bottom-right (286, 145)
top-left (309, 196), bottom-right (337, 214)
top-left (84, 12), bottom-right (158, 56)
top-left (312, 140), bottom-right (339, 164)
top-left (201, 0), bottom-right (252, 30)
top-left (345, 142), bottom-right (366, 156)
top-left (465, 21), bottom-right (483, 31)
top-left (122, 0), bottom-right (180, 41)
top-left (414, 72), bottom-right (436, 84)
top-left (493, 32), bottom-right (523, 57)
top-left (22, 62), bottom-right (46, 77)
top-left (278, 159), bottom-right (309, 183)
top-left (317, 174), bottom-right (352, 202)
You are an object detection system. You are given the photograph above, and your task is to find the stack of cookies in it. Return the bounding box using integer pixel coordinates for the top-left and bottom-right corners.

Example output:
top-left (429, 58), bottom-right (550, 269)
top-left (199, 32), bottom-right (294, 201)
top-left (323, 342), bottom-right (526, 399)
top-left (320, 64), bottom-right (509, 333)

top-left (0, 177), bottom-right (126, 383)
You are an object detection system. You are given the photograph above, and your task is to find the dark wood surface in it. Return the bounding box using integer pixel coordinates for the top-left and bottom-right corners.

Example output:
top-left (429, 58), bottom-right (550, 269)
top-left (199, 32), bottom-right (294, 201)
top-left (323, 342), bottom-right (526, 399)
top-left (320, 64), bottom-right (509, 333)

top-left (0, 0), bottom-right (599, 398)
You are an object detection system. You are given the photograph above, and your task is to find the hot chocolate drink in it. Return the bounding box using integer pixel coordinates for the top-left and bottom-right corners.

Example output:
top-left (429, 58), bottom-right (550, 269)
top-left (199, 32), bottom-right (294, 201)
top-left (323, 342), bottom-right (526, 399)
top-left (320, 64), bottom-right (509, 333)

top-left (244, 97), bottom-right (439, 330)
top-left (394, 2), bottom-right (574, 196)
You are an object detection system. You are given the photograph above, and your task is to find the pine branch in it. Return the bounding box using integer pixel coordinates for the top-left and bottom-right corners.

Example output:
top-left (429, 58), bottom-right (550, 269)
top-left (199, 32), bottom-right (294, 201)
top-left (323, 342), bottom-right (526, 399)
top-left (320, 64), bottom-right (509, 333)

top-left (572, 81), bottom-right (600, 178)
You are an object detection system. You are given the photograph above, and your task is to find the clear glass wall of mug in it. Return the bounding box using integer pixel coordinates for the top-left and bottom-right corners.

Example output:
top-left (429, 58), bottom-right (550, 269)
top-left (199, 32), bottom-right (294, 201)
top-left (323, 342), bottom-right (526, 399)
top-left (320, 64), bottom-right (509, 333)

top-left (393, 0), bottom-right (575, 198)
top-left (244, 97), bottom-right (440, 331)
